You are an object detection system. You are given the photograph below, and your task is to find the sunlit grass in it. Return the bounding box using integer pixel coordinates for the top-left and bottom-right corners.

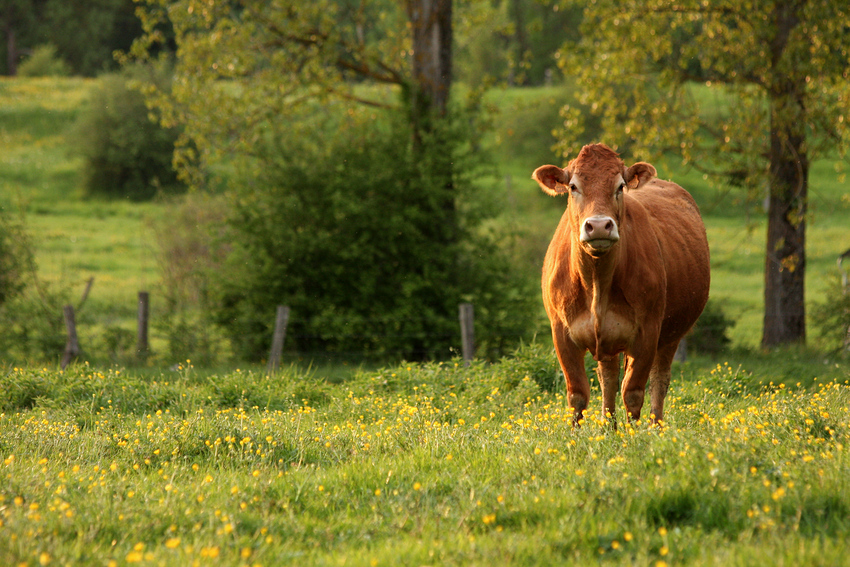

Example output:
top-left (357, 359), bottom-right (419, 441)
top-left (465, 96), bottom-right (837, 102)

top-left (1, 353), bottom-right (849, 565)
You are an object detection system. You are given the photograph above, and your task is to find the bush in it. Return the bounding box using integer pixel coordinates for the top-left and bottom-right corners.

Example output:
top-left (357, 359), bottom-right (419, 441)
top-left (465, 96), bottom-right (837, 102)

top-left (208, 104), bottom-right (539, 362)
top-left (689, 298), bottom-right (736, 355)
top-left (0, 209), bottom-right (30, 307)
top-left (811, 272), bottom-right (850, 354)
top-left (149, 193), bottom-right (232, 366)
top-left (17, 44), bottom-right (71, 77)
top-left (70, 63), bottom-right (185, 200)
top-left (0, 209), bottom-right (78, 364)
top-left (0, 280), bottom-right (71, 364)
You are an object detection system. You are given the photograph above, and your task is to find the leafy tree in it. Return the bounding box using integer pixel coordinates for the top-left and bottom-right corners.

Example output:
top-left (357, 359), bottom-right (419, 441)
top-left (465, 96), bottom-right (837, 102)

top-left (455, 0), bottom-right (581, 86)
top-left (130, 0), bottom-right (453, 186)
top-left (2, 0), bottom-right (141, 76)
top-left (130, 0), bottom-right (538, 360)
top-left (559, 0), bottom-right (850, 348)
top-left (209, 106), bottom-right (528, 360)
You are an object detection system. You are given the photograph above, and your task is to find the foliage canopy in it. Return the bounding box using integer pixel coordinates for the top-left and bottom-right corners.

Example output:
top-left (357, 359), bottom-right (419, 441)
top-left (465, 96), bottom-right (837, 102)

top-left (131, 0), bottom-right (540, 361)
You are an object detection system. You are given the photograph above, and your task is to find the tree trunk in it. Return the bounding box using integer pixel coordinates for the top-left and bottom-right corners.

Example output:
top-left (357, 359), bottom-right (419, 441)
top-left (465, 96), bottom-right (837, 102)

top-left (5, 25), bottom-right (16, 76)
top-left (509, 0), bottom-right (529, 86)
top-left (762, 1), bottom-right (807, 348)
top-left (762, 120), bottom-right (807, 347)
top-left (405, 0), bottom-right (452, 128)
top-left (404, 0), bottom-right (457, 362)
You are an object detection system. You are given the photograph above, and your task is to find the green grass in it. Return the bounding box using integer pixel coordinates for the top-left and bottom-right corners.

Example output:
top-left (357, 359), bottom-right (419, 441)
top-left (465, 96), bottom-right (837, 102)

top-left (0, 78), bottom-right (162, 359)
top-left (1, 350), bottom-right (849, 565)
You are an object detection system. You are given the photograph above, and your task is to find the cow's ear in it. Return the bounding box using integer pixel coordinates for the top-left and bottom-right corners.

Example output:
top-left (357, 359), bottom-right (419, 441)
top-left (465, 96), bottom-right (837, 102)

top-left (625, 162), bottom-right (656, 189)
top-left (532, 165), bottom-right (570, 196)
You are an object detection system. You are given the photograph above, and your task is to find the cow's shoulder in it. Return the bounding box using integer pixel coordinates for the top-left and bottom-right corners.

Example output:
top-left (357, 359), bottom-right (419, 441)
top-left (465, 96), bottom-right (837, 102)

top-left (630, 179), bottom-right (701, 219)
top-left (615, 195), bottom-right (667, 309)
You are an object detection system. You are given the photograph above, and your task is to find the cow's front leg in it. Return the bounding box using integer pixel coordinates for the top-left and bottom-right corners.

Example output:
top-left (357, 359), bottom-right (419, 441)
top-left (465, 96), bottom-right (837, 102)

top-left (596, 357), bottom-right (620, 427)
top-left (552, 325), bottom-right (589, 425)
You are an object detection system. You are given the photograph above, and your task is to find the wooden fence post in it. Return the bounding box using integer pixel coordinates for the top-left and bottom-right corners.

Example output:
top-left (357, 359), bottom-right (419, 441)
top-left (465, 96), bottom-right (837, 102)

top-left (268, 305), bottom-right (291, 374)
top-left (839, 249), bottom-right (850, 351)
top-left (459, 303), bottom-right (475, 366)
top-left (61, 304), bottom-right (80, 369)
top-left (137, 291), bottom-right (150, 360)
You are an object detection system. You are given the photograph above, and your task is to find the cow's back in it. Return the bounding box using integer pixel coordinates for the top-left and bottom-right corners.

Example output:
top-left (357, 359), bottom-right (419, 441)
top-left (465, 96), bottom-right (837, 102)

top-left (627, 179), bottom-right (710, 346)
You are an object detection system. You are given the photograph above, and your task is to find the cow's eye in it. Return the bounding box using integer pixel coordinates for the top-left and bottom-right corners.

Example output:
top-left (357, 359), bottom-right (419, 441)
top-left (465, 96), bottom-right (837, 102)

top-left (569, 184), bottom-right (578, 193)
top-left (616, 183), bottom-right (625, 196)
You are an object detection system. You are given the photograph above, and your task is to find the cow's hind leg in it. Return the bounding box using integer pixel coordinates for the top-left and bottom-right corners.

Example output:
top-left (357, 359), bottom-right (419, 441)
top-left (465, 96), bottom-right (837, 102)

top-left (649, 342), bottom-right (680, 424)
top-left (596, 357), bottom-right (621, 426)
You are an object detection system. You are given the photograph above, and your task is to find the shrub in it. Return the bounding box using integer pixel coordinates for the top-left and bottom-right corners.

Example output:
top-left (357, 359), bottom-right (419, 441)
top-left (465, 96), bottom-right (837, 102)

top-left (70, 63), bottom-right (184, 200)
top-left (17, 44), bottom-right (71, 77)
top-left (149, 193), bottom-right (232, 366)
top-left (0, 280), bottom-right (71, 364)
top-left (208, 104), bottom-right (539, 362)
top-left (811, 272), bottom-right (850, 354)
top-left (689, 298), bottom-right (735, 355)
top-left (0, 209), bottom-right (30, 307)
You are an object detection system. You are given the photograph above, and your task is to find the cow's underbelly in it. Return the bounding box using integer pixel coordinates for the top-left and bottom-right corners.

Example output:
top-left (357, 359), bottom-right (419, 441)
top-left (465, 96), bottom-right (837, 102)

top-left (566, 309), bottom-right (636, 361)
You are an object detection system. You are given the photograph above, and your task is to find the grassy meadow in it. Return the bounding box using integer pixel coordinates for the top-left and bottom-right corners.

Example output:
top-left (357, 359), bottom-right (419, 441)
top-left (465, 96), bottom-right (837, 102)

top-left (1, 350), bottom-right (850, 565)
top-left (0, 78), bottom-right (160, 334)
top-left (1, 77), bottom-right (850, 565)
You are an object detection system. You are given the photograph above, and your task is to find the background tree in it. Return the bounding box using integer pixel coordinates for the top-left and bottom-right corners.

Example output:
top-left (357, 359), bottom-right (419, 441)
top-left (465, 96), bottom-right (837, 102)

top-left (1, 0), bottom-right (141, 76)
top-left (559, 0), bottom-right (850, 348)
top-left (69, 62), bottom-right (185, 200)
top-left (131, 0), bottom-right (539, 360)
top-left (454, 0), bottom-right (580, 86)
top-left (1, 0), bottom-right (44, 75)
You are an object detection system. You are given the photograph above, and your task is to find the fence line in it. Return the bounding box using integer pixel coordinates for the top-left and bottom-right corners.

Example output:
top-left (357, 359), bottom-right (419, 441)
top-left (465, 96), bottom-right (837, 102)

top-left (54, 289), bottom-right (744, 367)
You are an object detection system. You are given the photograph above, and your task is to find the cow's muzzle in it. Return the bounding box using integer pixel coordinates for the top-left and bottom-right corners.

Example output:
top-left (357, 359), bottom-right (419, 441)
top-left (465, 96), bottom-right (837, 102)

top-left (580, 216), bottom-right (619, 252)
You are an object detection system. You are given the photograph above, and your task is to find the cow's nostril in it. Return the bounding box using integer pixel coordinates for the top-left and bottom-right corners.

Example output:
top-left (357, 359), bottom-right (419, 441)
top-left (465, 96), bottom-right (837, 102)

top-left (604, 220), bottom-right (613, 231)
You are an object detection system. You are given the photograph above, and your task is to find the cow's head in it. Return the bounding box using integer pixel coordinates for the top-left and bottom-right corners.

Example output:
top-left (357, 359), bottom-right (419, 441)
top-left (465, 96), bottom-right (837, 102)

top-left (532, 143), bottom-right (656, 256)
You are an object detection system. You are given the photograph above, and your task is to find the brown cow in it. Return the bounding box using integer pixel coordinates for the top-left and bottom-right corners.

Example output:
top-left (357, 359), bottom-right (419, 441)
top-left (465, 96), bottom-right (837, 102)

top-left (532, 143), bottom-right (710, 425)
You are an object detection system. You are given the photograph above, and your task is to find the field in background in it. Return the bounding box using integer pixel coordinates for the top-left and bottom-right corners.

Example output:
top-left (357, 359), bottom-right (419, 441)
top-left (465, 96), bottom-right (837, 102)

top-left (1, 77), bottom-right (849, 360)
top-left (0, 78), bottom-right (159, 332)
